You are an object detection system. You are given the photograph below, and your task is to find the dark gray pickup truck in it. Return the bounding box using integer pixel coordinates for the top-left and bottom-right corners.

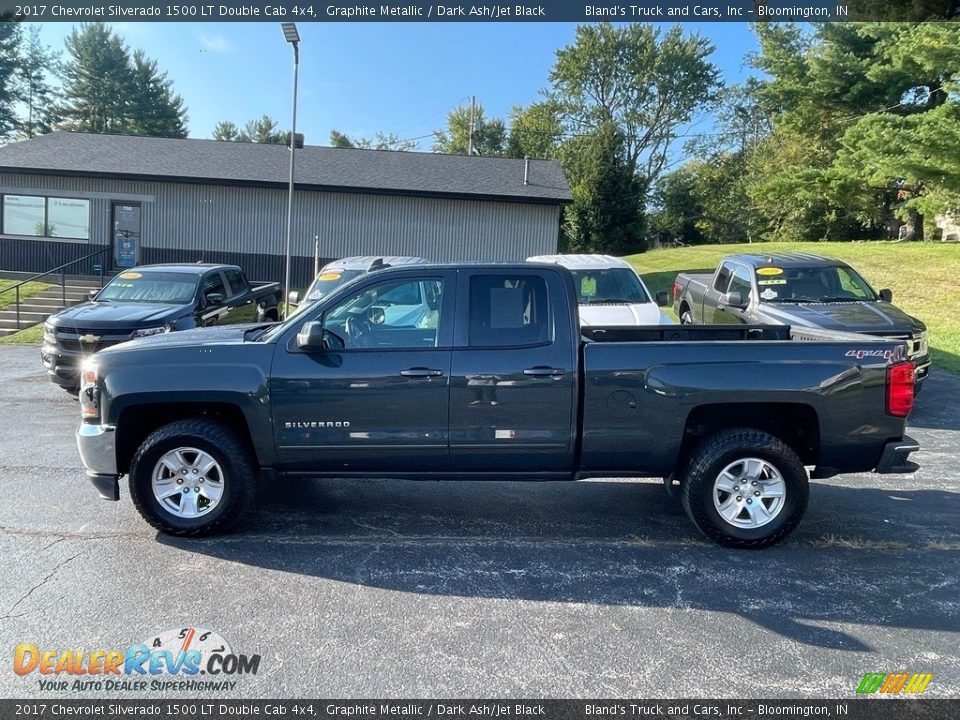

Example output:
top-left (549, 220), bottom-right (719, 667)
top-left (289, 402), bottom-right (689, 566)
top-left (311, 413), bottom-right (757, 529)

top-left (43, 263), bottom-right (280, 392)
top-left (673, 252), bottom-right (930, 385)
top-left (76, 263), bottom-right (920, 548)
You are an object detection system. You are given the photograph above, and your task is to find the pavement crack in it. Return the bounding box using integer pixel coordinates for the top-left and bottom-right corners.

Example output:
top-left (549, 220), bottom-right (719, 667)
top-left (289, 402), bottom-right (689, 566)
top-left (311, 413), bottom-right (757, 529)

top-left (2, 552), bottom-right (82, 620)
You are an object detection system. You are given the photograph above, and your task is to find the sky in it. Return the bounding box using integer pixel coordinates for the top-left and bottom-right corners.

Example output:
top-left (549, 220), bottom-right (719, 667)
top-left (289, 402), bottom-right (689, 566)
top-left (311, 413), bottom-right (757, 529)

top-left (35, 21), bottom-right (760, 151)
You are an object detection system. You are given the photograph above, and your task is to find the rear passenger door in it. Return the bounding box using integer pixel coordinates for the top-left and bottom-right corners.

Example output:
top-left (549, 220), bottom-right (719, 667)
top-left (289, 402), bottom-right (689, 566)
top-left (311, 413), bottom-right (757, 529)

top-left (223, 269), bottom-right (258, 324)
top-left (448, 269), bottom-right (577, 474)
top-left (701, 263), bottom-right (732, 324)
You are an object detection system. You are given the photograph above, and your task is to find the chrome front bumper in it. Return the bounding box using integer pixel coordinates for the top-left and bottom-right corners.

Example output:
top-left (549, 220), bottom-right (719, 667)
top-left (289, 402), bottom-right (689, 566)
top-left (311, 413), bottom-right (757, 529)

top-left (76, 423), bottom-right (120, 500)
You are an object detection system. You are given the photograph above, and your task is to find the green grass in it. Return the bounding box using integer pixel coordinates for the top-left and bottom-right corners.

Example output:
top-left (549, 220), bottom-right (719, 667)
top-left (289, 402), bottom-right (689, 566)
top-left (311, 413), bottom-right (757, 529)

top-left (625, 241), bottom-right (960, 376)
top-left (0, 280), bottom-right (51, 310)
top-left (0, 323), bottom-right (43, 345)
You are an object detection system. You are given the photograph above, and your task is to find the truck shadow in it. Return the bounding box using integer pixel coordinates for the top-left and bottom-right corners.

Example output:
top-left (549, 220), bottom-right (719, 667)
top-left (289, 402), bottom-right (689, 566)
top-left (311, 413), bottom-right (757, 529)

top-left (158, 477), bottom-right (960, 654)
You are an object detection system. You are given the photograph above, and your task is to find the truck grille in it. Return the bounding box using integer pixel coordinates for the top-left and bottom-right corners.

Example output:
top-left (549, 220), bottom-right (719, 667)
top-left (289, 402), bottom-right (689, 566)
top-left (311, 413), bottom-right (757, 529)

top-left (54, 327), bottom-right (134, 354)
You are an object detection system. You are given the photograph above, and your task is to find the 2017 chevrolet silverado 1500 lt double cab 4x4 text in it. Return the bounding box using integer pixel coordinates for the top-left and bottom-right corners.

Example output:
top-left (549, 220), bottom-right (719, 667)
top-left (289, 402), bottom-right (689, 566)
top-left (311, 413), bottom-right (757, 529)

top-left (673, 252), bottom-right (931, 385)
top-left (76, 263), bottom-right (920, 548)
top-left (43, 263), bottom-right (280, 392)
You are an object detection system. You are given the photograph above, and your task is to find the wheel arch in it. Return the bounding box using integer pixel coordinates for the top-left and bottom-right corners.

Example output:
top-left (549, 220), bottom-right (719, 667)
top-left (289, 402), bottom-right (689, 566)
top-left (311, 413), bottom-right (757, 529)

top-left (116, 402), bottom-right (259, 475)
top-left (679, 402), bottom-right (820, 469)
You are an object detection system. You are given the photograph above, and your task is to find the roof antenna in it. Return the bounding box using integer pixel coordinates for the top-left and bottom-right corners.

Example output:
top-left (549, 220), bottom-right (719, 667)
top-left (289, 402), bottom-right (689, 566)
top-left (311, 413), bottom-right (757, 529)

top-left (523, 156), bottom-right (530, 186)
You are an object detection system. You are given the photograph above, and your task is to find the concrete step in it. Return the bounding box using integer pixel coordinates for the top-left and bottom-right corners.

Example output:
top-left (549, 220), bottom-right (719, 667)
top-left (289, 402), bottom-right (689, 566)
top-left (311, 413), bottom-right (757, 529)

top-left (0, 310), bottom-right (50, 325)
top-left (0, 328), bottom-right (20, 337)
top-left (13, 303), bottom-right (63, 314)
top-left (0, 319), bottom-right (42, 330)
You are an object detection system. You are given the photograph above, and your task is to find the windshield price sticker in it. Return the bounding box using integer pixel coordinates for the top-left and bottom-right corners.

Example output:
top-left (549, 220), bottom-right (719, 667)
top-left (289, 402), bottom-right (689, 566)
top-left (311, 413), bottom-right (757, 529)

top-left (118, 272), bottom-right (142, 279)
top-left (756, 267), bottom-right (783, 276)
top-left (757, 278), bottom-right (787, 285)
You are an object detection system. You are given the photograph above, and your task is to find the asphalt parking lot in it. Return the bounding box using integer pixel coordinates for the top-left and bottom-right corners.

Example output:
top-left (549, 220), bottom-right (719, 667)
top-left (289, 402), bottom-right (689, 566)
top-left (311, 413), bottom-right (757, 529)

top-left (1, 344), bottom-right (958, 699)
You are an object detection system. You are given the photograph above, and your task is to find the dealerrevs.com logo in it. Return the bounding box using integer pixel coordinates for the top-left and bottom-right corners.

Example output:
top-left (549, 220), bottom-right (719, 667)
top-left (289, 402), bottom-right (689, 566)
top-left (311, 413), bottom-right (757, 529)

top-left (14, 626), bottom-right (261, 692)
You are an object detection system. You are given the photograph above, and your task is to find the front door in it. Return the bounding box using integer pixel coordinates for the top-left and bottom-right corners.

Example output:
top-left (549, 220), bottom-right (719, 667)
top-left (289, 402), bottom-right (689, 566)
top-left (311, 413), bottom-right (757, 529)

top-left (271, 272), bottom-right (454, 474)
top-left (448, 270), bottom-right (577, 474)
top-left (111, 202), bottom-right (141, 269)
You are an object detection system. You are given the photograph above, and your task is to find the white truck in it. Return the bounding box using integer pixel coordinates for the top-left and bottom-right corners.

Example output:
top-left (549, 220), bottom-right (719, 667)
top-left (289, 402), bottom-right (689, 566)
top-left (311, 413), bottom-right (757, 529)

top-left (527, 254), bottom-right (672, 326)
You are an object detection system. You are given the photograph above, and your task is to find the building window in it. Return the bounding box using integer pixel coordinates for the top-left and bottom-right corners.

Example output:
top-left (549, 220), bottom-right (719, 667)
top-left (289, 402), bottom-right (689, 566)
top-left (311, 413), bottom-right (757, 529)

top-left (1, 194), bottom-right (90, 240)
top-left (3, 195), bottom-right (45, 236)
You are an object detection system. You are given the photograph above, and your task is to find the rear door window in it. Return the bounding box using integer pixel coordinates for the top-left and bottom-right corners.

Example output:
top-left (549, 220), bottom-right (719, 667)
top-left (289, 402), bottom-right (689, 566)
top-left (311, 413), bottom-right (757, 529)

top-left (714, 264), bottom-right (733, 291)
top-left (468, 275), bottom-right (551, 348)
top-left (224, 269), bottom-right (248, 298)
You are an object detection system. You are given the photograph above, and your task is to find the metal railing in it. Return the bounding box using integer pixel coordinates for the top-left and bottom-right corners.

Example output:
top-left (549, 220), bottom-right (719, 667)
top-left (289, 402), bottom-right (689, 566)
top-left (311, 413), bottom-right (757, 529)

top-left (4, 247), bottom-right (111, 330)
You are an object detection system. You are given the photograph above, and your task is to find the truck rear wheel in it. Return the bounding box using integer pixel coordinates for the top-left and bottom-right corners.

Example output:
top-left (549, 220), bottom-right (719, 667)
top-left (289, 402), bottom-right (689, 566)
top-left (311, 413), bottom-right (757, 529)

top-left (679, 428), bottom-right (808, 548)
top-left (129, 419), bottom-right (255, 536)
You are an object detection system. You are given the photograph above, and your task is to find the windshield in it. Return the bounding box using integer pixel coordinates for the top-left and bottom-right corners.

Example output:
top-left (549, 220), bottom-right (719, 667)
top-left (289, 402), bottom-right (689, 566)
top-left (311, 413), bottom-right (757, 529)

top-left (303, 269), bottom-right (363, 302)
top-left (758, 265), bottom-right (877, 303)
top-left (96, 271), bottom-right (199, 304)
top-left (570, 268), bottom-right (650, 304)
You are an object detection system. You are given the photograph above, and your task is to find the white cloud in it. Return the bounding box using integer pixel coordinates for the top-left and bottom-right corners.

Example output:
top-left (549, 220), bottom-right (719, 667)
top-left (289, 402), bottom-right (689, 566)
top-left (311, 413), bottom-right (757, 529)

top-left (198, 34), bottom-right (231, 54)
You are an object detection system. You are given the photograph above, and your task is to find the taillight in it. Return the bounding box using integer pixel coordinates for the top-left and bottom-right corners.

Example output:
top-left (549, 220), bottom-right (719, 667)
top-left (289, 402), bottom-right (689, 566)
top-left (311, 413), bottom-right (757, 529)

top-left (887, 361), bottom-right (915, 417)
top-left (672, 281), bottom-right (682, 301)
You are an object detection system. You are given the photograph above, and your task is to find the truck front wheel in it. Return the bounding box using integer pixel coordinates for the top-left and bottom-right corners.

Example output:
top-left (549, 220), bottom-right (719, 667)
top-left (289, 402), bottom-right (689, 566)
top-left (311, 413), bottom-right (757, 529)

top-left (679, 428), bottom-right (809, 548)
top-left (128, 419), bottom-right (256, 536)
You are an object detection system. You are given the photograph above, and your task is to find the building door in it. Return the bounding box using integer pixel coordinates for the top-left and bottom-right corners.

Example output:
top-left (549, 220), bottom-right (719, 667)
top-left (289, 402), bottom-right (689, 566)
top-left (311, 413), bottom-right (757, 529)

top-left (111, 202), bottom-right (141, 269)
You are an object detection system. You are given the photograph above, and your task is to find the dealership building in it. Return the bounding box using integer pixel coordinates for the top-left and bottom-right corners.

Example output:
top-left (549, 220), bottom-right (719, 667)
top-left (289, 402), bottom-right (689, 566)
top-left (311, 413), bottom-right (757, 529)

top-left (0, 132), bottom-right (571, 289)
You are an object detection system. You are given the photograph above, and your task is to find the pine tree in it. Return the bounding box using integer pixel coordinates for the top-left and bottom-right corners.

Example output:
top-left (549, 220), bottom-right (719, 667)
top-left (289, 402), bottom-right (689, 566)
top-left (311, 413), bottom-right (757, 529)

top-left (59, 24), bottom-right (132, 133)
top-left (212, 120), bottom-right (240, 141)
top-left (127, 50), bottom-right (187, 138)
top-left (15, 25), bottom-right (61, 139)
top-left (0, 22), bottom-right (21, 139)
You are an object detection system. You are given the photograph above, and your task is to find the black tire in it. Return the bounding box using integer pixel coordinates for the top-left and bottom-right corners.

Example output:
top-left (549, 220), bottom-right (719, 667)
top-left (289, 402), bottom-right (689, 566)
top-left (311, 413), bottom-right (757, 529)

top-left (129, 419), bottom-right (256, 536)
top-left (679, 428), bottom-right (809, 549)
top-left (61, 385), bottom-right (79, 397)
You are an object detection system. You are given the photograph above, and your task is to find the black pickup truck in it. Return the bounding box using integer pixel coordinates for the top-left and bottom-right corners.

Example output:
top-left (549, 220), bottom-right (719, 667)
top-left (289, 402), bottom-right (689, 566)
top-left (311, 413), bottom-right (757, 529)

top-left (673, 252), bottom-right (930, 384)
top-left (76, 263), bottom-right (920, 548)
top-left (43, 263), bottom-right (280, 392)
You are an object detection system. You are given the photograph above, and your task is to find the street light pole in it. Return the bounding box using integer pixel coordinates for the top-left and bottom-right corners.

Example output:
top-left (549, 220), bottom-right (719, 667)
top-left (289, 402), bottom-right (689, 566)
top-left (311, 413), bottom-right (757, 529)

top-left (281, 22), bottom-right (300, 317)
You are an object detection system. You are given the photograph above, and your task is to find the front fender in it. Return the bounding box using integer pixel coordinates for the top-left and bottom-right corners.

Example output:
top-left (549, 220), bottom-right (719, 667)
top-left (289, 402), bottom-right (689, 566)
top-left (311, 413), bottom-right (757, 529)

top-left (99, 343), bottom-right (277, 466)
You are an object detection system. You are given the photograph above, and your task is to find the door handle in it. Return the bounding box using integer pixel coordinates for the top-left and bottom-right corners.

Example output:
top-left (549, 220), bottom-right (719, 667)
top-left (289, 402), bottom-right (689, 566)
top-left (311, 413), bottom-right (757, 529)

top-left (400, 367), bottom-right (443, 378)
top-left (523, 366), bottom-right (566, 377)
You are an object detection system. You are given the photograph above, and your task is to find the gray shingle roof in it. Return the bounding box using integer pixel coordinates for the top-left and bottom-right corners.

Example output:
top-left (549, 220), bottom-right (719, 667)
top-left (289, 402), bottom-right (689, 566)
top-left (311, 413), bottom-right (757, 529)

top-left (0, 131), bottom-right (571, 204)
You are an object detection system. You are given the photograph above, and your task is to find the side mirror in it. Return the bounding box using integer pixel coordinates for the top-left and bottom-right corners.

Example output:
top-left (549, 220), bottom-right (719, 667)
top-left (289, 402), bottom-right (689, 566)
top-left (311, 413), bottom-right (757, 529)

top-left (88, 289), bottom-right (99, 300)
top-left (723, 290), bottom-right (748, 308)
top-left (288, 291), bottom-right (300, 306)
top-left (655, 290), bottom-right (669, 307)
top-left (296, 320), bottom-right (326, 350)
top-left (205, 292), bottom-right (225, 307)
top-left (879, 288), bottom-right (893, 303)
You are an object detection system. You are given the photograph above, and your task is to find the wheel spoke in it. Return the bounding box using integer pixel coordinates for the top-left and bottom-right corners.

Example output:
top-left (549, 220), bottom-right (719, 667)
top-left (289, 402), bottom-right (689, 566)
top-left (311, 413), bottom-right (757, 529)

top-left (715, 471), bottom-right (738, 493)
top-left (155, 482), bottom-right (181, 500)
top-left (161, 455), bottom-right (184, 475)
top-left (745, 458), bottom-right (764, 479)
top-left (194, 451), bottom-right (218, 479)
top-left (199, 481), bottom-right (223, 502)
top-left (717, 496), bottom-right (741, 522)
top-left (747, 500), bottom-right (771, 525)
top-left (179, 490), bottom-right (200, 518)
top-left (761, 482), bottom-right (785, 498)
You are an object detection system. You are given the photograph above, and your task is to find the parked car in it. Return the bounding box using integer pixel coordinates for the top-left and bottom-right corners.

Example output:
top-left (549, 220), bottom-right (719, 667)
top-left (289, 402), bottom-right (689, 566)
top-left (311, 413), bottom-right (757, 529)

top-left (42, 263), bottom-right (280, 392)
top-left (288, 256), bottom-right (428, 312)
top-left (527, 254), bottom-right (672, 326)
top-left (77, 262), bottom-right (919, 548)
top-left (673, 252), bottom-right (930, 385)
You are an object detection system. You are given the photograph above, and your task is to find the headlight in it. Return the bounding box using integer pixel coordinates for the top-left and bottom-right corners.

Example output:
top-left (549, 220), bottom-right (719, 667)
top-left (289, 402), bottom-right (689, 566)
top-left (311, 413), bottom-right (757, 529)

top-left (79, 359), bottom-right (99, 420)
top-left (133, 326), bottom-right (168, 338)
top-left (917, 332), bottom-right (929, 357)
top-left (43, 322), bottom-right (55, 344)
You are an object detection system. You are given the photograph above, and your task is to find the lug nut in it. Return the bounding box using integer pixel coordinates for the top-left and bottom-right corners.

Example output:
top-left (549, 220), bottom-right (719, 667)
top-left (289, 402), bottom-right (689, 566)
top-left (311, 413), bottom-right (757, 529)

top-left (752, 481), bottom-right (757, 486)
top-left (736, 496), bottom-right (742, 501)
top-left (192, 469), bottom-right (198, 474)
top-left (754, 491), bottom-right (761, 497)
top-left (733, 485), bottom-right (740, 492)
top-left (176, 478), bottom-right (183, 485)
top-left (747, 499), bottom-right (753, 504)
top-left (199, 478), bottom-right (204, 483)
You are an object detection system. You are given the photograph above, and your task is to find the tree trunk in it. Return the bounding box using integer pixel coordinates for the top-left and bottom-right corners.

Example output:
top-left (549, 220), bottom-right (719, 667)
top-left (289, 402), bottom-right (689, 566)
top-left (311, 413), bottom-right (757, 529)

top-left (902, 208), bottom-right (924, 241)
